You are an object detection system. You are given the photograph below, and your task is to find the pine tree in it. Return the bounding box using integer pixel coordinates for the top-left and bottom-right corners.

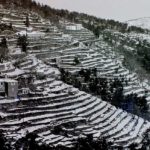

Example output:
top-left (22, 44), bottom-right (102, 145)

top-left (17, 34), bottom-right (29, 53)
top-left (0, 37), bottom-right (8, 63)
top-left (0, 130), bottom-right (12, 150)
top-left (25, 15), bottom-right (30, 27)
top-left (74, 56), bottom-right (80, 65)
top-left (1, 37), bottom-right (7, 48)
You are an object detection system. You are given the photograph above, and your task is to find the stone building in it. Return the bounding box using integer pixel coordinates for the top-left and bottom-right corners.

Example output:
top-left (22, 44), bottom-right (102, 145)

top-left (0, 78), bottom-right (18, 98)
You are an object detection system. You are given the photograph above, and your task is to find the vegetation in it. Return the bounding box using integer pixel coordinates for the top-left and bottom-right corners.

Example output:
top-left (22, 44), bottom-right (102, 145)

top-left (100, 30), bottom-right (150, 73)
top-left (0, 130), bottom-right (113, 150)
top-left (0, 130), bottom-right (12, 150)
top-left (0, 23), bottom-right (13, 32)
top-left (0, 37), bottom-right (9, 63)
top-left (73, 56), bottom-right (80, 65)
top-left (60, 68), bottom-right (149, 117)
top-left (0, 0), bottom-right (148, 34)
top-left (25, 15), bottom-right (30, 27)
top-left (0, 0), bottom-right (150, 149)
top-left (137, 40), bottom-right (150, 71)
top-left (17, 34), bottom-right (29, 53)
top-left (0, 37), bottom-right (7, 48)
top-left (0, 129), bottom-right (149, 150)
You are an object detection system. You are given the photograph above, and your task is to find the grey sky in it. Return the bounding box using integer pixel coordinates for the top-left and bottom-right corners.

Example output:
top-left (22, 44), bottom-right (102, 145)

top-left (35, 0), bottom-right (150, 22)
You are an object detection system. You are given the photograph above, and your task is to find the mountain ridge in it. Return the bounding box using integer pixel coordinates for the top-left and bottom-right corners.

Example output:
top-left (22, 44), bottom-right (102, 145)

top-left (127, 17), bottom-right (150, 30)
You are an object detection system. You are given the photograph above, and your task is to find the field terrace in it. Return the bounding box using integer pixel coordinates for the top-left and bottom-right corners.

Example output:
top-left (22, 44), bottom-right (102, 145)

top-left (0, 6), bottom-right (150, 148)
top-left (0, 56), bottom-right (149, 148)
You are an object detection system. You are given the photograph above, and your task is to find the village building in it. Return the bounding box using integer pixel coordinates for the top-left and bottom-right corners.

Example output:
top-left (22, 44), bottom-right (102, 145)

top-left (65, 24), bottom-right (83, 31)
top-left (0, 78), bottom-right (18, 98)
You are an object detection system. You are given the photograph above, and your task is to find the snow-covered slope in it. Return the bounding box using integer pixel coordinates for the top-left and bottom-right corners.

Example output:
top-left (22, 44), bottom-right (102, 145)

top-left (1, 5), bottom-right (150, 149)
top-left (127, 17), bottom-right (150, 29)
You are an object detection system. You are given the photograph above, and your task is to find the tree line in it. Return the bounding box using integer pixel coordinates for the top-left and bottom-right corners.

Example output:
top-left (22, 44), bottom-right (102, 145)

top-left (101, 30), bottom-right (150, 72)
top-left (0, 129), bottom-right (150, 150)
top-left (0, 0), bottom-right (148, 35)
top-left (60, 68), bottom-right (149, 118)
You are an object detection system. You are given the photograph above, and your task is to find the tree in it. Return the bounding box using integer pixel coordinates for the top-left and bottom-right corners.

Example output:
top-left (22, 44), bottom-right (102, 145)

top-left (14, 132), bottom-right (40, 150)
top-left (128, 143), bottom-right (138, 150)
top-left (17, 34), bottom-right (29, 53)
top-left (74, 56), bottom-right (80, 65)
top-left (25, 15), bottom-right (30, 27)
top-left (0, 37), bottom-right (9, 63)
top-left (0, 130), bottom-right (12, 150)
top-left (75, 134), bottom-right (113, 150)
top-left (141, 130), bottom-right (150, 150)
top-left (1, 37), bottom-right (7, 48)
top-left (135, 96), bottom-right (149, 114)
top-left (9, 23), bottom-right (13, 30)
top-left (92, 67), bottom-right (97, 76)
top-left (93, 26), bottom-right (100, 38)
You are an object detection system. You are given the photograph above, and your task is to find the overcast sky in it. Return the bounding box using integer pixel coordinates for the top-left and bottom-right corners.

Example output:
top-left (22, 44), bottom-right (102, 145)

top-left (35, 0), bottom-right (150, 22)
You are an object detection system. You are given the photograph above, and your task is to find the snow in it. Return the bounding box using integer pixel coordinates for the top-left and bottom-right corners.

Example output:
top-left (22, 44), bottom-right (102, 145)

top-left (5, 68), bottom-right (24, 77)
top-left (0, 6), bottom-right (150, 148)
top-left (0, 112), bottom-right (7, 118)
top-left (127, 17), bottom-right (150, 29)
top-left (0, 78), bottom-right (17, 83)
top-left (16, 30), bottom-right (45, 38)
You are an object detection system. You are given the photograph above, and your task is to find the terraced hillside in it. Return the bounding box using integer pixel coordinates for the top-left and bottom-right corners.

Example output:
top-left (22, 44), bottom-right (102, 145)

top-left (0, 4), bottom-right (150, 149)
top-left (1, 55), bottom-right (150, 149)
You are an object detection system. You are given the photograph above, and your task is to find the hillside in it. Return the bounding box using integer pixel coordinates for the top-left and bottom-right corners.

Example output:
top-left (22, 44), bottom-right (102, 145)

top-left (0, 1), bottom-right (150, 150)
top-left (127, 17), bottom-right (150, 30)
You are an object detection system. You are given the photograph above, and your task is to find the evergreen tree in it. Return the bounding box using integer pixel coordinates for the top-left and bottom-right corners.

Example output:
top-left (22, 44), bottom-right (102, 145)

top-left (1, 37), bottom-right (7, 48)
top-left (25, 15), bottom-right (30, 27)
top-left (75, 135), bottom-right (113, 150)
top-left (9, 23), bottom-right (13, 30)
top-left (0, 130), bottom-right (12, 150)
top-left (74, 56), bottom-right (80, 65)
top-left (0, 37), bottom-right (9, 63)
top-left (17, 34), bottom-right (29, 53)
top-left (93, 26), bottom-right (100, 38)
